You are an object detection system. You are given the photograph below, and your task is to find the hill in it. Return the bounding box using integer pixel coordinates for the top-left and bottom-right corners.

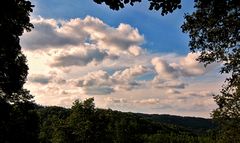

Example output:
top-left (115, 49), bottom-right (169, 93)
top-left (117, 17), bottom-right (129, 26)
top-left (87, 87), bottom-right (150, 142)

top-left (136, 113), bottom-right (216, 134)
top-left (35, 98), bottom-right (217, 143)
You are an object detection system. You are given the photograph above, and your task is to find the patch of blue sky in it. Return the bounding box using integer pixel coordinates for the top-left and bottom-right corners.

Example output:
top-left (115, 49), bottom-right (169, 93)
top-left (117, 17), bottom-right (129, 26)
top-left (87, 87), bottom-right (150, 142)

top-left (135, 71), bottom-right (156, 81)
top-left (30, 0), bottom-right (195, 55)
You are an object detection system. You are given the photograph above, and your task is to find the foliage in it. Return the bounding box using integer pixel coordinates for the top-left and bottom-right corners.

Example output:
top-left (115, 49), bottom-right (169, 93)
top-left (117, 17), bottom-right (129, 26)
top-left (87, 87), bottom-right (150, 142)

top-left (181, 0), bottom-right (240, 91)
top-left (212, 85), bottom-right (240, 143)
top-left (93, 0), bottom-right (181, 15)
top-left (37, 98), bottom-right (217, 143)
top-left (181, 0), bottom-right (240, 141)
top-left (137, 113), bottom-right (216, 134)
top-left (0, 0), bottom-right (34, 102)
top-left (0, 1), bottom-right (39, 143)
top-left (0, 99), bottom-right (39, 143)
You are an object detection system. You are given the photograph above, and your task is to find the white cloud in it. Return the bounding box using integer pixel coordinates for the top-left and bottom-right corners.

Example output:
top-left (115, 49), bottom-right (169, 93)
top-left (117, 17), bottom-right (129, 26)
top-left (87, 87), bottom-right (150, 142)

top-left (21, 16), bottom-right (144, 56)
top-left (151, 57), bottom-right (180, 79)
top-left (50, 47), bottom-right (116, 67)
top-left (150, 53), bottom-right (208, 92)
top-left (73, 65), bottom-right (148, 95)
top-left (151, 53), bottom-right (206, 80)
top-left (28, 74), bottom-right (52, 85)
top-left (178, 53), bottom-right (205, 76)
top-left (112, 65), bottom-right (148, 81)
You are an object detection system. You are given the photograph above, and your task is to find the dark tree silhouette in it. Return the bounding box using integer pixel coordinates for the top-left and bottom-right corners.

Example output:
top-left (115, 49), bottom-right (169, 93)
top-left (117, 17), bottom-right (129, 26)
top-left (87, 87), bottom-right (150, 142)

top-left (0, 0), bottom-right (34, 102)
top-left (0, 1), bottom-right (39, 143)
top-left (182, 0), bottom-right (240, 91)
top-left (93, 0), bottom-right (182, 15)
top-left (181, 1), bottom-right (240, 141)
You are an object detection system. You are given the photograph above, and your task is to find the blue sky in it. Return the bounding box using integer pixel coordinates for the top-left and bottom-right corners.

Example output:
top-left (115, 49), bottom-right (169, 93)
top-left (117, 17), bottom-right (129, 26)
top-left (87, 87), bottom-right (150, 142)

top-left (31, 0), bottom-right (194, 54)
top-left (21, 0), bottom-right (225, 117)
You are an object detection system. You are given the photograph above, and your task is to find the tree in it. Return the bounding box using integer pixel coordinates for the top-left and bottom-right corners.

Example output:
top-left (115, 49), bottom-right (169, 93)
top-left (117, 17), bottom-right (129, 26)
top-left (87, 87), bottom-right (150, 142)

top-left (0, 0), bottom-right (34, 102)
top-left (0, 1), bottom-right (39, 143)
top-left (181, 0), bottom-right (240, 91)
top-left (181, 0), bottom-right (240, 142)
top-left (212, 85), bottom-right (240, 142)
top-left (67, 98), bottom-right (96, 143)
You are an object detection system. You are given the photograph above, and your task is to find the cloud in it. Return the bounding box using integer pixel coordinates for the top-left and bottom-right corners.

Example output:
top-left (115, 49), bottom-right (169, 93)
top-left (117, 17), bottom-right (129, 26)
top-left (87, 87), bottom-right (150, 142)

top-left (150, 53), bottom-right (208, 91)
top-left (178, 53), bottom-right (205, 76)
top-left (28, 74), bottom-right (52, 85)
top-left (166, 89), bottom-right (181, 94)
top-left (105, 97), bottom-right (128, 104)
top-left (82, 86), bottom-right (114, 95)
top-left (151, 53), bottom-right (205, 79)
top-left (74, 65), bottom-right (148, 95)
top-left (134, 98), bottom-right (161, 104)
top-left (152, 79), bottom-right (186, 89)
top-left (50, 47), bottom-right (116, 67)
top-left (76, 70), bottom-right (111, 87)
top-left (28, 72), bottom-right (67, 86)
top-left (112, 65), bottom-right (148, 81)
top-left (21, 18), bottom-right (84, 50)
top-left (21, 16), bottom-right (144, 56)
top-left (151, 57), bottom-right (180, 79)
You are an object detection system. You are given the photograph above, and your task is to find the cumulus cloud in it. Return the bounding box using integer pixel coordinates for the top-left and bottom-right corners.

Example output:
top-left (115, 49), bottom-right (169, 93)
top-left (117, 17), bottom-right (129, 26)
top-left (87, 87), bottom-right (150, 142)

top-left (21, 18), bottom-right (84, 50)
top-left (112, 65), bottom-right (148, 81)
top-left (151, 53), bottom-right (207, 91)
top-left (28, 72), bottom-right (67, 86)
top-left (76, 70), bottom-right (111, 87)
top-left (73, 65), bottom-right (148, 95)
top-left (21, 16), bottom-right (144, 56)
top-left (151, 57), bottom-right (180, 79)
top-left (28, 74), bottom-right (52, 85)
top-left (151, 53), bottom-right (205, 79)
top-left (50, 47), bottom-right (117, 67)
top-left (178, 53), bottom-right (205, 76)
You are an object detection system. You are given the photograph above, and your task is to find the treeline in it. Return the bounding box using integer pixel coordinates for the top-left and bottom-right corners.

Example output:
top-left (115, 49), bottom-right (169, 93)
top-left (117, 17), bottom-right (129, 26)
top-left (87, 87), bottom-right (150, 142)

top-left (0, 98), bottom-right (217, 143)
top-left (36, 98), bottom-right (217, 143)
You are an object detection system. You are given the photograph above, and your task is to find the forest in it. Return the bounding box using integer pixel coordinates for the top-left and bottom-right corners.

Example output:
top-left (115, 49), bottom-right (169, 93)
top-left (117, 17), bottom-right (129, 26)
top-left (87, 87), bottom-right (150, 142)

top-left (1, 98), bottom-right (218, 143)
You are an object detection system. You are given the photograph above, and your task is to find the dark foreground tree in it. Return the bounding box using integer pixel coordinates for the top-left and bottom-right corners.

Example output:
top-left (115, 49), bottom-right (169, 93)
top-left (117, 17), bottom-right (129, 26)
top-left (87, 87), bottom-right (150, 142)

top-left (212, 85), bottom-right (240, 143)
top-left (0, 0), bottom-right (33, 102)
top-left (0, 1), bottom-right (39, 142)
top-left (182, 0), bottom-right (240, 91)
top-left (181, 0), bottom-right (240, 142)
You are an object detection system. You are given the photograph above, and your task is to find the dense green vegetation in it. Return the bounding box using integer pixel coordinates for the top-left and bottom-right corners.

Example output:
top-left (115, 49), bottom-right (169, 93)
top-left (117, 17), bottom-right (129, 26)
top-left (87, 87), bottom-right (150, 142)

top-left (35, 98), bottom-right (217, 143)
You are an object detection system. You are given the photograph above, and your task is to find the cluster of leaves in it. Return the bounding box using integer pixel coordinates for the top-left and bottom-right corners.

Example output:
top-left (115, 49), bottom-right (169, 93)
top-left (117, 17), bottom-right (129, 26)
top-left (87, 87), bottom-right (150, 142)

top-left (36, 98), bottom-right (217, 143)
top-left (182, 0), bottom-right (240, 91)
top-left (0, 99), bottom-right (39, 143)
top-left (93, 0), bottom-right (181, 15)
top-left (0, 0), bottom-right (34, 102)
top-left (212, 85), bottom-right (240, 143)
top-left (0, 1), bottom-right (37, 143)
top-left (181, 0), bottom-right (240, 142)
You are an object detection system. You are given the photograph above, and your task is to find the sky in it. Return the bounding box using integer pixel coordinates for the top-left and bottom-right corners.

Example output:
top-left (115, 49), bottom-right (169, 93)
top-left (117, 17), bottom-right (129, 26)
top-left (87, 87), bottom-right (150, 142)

top-left (20, 0), bottom-right (226, 117)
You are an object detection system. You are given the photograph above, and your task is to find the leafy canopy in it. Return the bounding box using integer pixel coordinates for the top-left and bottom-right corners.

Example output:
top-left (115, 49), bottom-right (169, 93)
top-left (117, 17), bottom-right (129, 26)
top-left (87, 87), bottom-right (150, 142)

top-left (0, 0), bottom-right (34, 102)
top-left (182, 0), bottom-right (240, 91)
top-left (93, 0), bottom-right (181, 15)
